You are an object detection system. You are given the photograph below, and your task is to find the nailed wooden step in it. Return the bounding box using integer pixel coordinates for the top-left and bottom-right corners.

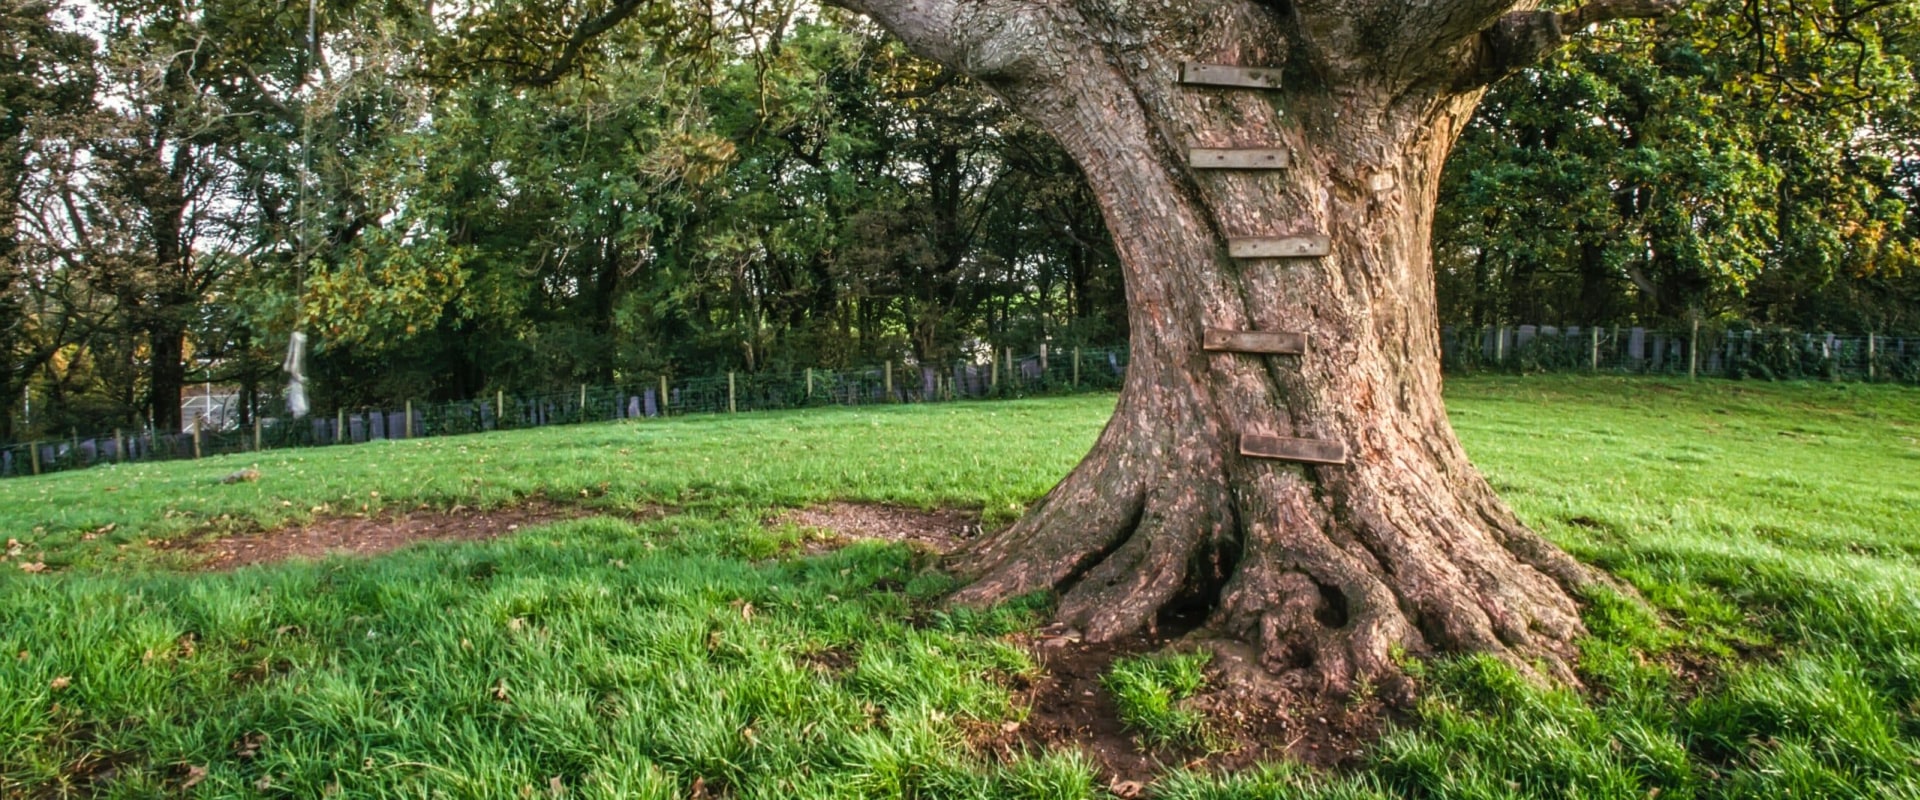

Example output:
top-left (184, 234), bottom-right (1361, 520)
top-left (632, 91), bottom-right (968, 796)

top-left (1203, 329), bottom-right (1307, 355)
top-left (1228, 236), bottom-right (1331, 259)
top-left (1181, 62), bottom-right (1284, 90)
top-left (1240, 433), bottom-right (1348, 465)
top-left (1190, 148), bottom-right (1291, 170)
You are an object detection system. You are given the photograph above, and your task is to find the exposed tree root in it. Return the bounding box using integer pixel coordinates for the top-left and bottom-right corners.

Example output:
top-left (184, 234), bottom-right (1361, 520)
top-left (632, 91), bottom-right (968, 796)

top-left (948, 415), bottom-right (1599, 698)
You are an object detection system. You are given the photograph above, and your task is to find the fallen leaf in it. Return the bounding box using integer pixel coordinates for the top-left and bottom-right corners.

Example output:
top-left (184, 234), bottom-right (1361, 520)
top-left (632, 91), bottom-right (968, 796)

top-left (689, 776), bottom-right (708, 799)
top-left (20, 562), bottom-right (46, 573)
top-left (493, 679), bottom-right (510, 702)
top-left (548, 775), bottom-right (566, 796)
top-left (1001, 721), bottom-right (1020, 734)
top-left (740, 603), bottom-right (755, 622)
top-left (181, 765), bottom-right (208, 789)
top-left (1109, 779), bottom-right (1143, 798)
top-left (50, 676), bottom-right (70, 691)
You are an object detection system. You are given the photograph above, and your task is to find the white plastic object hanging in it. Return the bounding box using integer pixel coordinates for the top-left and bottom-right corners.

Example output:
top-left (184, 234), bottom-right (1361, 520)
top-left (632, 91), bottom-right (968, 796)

top-left (283, 331), bottom-right (310, 419)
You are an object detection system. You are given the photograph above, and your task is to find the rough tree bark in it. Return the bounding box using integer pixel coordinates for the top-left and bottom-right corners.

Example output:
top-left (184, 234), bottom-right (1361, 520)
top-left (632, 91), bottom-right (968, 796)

top-left (829, 0), bottom-right (1680, 694)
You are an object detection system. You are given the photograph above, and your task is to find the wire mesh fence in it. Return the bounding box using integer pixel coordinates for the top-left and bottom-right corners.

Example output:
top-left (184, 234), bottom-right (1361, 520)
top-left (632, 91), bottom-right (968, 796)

top-left (0, 345), bottom-right (1133, 480)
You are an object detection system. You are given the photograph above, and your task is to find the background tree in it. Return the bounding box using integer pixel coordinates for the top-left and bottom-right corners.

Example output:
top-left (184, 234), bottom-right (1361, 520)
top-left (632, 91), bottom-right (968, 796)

top-left (1437, 0), bottom-right (1920, 330)
top-left (0, 0), bottom-right (94, 441)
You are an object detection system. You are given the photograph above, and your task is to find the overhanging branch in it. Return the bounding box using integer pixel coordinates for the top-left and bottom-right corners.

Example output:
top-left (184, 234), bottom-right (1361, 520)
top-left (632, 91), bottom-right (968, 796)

top-left (1464, 0), bottom-right (1684, 88)
top-left (525, 0), bottom-right (655, 87)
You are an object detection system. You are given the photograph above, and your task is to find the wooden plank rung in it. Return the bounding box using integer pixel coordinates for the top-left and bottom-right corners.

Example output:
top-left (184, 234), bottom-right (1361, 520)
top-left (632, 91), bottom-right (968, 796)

top-left (1181, 62), bottom-right (1284, 90)
top-left (1190, 148), bottom-right (1291, 170)
top-left (1228, 236), bottom-right (1331, 259)
top-left (1203, 329), bottom-right (1306, 355)
top-left (1240, 434), bottom-right (1347, 465)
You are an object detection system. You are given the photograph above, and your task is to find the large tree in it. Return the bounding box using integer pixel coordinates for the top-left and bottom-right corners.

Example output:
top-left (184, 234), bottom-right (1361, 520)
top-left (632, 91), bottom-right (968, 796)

top-left (817, 0), bottom-right (1683, 694)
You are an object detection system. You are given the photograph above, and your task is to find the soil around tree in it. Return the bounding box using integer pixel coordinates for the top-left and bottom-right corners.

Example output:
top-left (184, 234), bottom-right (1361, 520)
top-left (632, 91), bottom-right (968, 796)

top-left (782, 501), bottom-right (1398, 784)
top-left (174, 503), bottom-right (595, 569)
top-left (970, 626), bottom-right (1394, 792)
top-left (770, 501), bottom-right (988, 554)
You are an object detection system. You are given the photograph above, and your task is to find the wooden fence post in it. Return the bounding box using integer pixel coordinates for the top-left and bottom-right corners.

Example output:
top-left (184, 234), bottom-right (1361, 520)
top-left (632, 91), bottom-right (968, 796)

top-left (28, 442), bottom-right (40, 475)
top-left (193, 423), bottom-right (203, 459)
top-left (1073, 347), bottom-right (1081, 388)
top-left (1589, 327), bottom-right (1600, 372)
top-left (254, 418), bottom-right (263, 451)
top-left (1495, 327), bottom-right (1506, 365)
top-left (337, 408), bottom-right (347, 443)
top-left (114, 429), bottom-right (124, 462)
top-left (990, 348), bottom-right (999, 390)
top-left (728, 371), bottom-right (736, 413)
top-left (579, 384), bottom-right (587, 422)
top-left (806, 367), bottom-right (813, 399)
top-left (659, 376), bottom-right (669, 416)
top-left (405, 400), bottom-right (414, 438)
top-left (1868, 333), bottom-right (1877, 382)
top-left (885, 361), bottom-right (893, 402)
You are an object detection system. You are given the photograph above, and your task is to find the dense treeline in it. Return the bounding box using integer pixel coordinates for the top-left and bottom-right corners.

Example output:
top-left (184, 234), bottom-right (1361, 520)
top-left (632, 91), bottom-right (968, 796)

top-left (3, 0), bottom-right (1917, 440)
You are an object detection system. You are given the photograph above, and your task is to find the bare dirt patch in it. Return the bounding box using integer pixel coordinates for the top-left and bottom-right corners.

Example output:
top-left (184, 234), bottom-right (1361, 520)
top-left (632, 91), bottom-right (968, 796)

top-left (971, 626), bottom-right (1394, 792)
top-left (771, 502), bottom-right (985, 555)
top-left (178, 503), bottom-right (586, 570)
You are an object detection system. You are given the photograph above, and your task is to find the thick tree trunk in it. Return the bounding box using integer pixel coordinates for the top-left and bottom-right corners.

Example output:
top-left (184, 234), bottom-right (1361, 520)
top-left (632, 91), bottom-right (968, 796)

top-left (832, 0), bottom-right (1670, 694)
top-left (149, 320), bottom-right (186, 433)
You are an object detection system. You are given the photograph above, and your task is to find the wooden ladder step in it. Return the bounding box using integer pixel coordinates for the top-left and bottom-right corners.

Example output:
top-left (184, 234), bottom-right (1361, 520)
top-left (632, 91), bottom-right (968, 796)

top-left (1203, 329), bottom-right (1306, 355)
top-left (1240, 433), bottom-right (1347, 465)
top-left (1228, 236), bottom-right (1331, 258)
top-left (1181, 62), bottom-right (1284, 90)
top-left (1190, 148), bottom-right (1291, 169)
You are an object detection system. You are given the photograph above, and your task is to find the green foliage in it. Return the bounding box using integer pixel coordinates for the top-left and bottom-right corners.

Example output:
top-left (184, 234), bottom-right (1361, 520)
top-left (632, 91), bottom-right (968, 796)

top-left (1439, 0), bottom-right (1920, 330)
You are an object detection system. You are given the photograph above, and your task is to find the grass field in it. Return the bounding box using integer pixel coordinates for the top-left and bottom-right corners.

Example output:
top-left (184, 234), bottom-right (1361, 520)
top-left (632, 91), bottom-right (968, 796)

top-left (3, 376), bottom-right (1918, 798)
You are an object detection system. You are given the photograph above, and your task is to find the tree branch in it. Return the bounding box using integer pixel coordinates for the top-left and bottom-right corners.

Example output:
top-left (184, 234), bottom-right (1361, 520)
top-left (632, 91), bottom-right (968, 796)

top-left (825, 0), bottom-right (1055, 81)
top-left (1464, 0), bottom-right (1683, 88)
top-left (827, 0), bottom-right (964, 69)
top-left (525, 0), bottom-right (654, 87)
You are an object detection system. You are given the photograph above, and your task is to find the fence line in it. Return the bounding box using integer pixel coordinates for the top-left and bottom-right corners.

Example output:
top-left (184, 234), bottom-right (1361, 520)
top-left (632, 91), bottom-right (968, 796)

top-left (5, 327), bottom-right (1915, 480)
top-left (0, 345), bottom-right (1133, 479)
top-left (1441, 325), bottom-right (1919, 382)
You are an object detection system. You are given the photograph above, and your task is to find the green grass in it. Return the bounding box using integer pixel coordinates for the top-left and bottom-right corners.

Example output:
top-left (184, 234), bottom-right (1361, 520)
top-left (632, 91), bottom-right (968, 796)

top-left (3, 376), bottom-right (1919, 799)
top-left (1102, 651), bottom-right (1213, 750)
